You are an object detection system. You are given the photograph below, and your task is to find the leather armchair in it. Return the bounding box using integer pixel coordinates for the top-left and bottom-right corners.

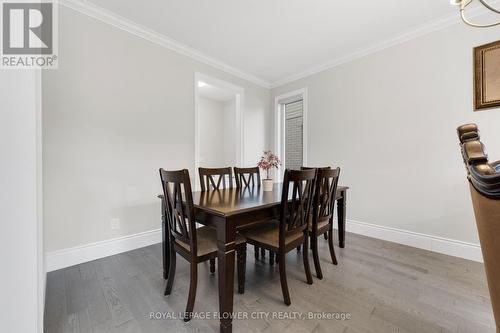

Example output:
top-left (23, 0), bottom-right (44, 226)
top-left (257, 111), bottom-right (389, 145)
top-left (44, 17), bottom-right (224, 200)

top-left (457, 123), bottom-right (500, 331)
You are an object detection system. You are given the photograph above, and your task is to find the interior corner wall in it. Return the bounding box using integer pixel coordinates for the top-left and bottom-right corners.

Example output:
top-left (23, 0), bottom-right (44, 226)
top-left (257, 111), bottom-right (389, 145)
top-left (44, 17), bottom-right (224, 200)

top-left (271, 22), bottom-right (500, 245)
top-left (43, 4), bottom-right (498, 259)
top-left (42, 6), bottom-right (270, 253)
top-left (198, 97), bottom-right (230, 167)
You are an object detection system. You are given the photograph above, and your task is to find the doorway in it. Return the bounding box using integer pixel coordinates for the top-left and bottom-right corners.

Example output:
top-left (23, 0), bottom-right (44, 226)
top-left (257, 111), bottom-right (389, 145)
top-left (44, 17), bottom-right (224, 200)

top-left (194, 73), bottom-right (244, 190)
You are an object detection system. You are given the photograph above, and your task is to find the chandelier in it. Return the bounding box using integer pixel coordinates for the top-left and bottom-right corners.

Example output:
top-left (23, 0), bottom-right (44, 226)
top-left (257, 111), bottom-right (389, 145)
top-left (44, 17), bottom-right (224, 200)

top-left (451, 0), bottom-right (500, 27)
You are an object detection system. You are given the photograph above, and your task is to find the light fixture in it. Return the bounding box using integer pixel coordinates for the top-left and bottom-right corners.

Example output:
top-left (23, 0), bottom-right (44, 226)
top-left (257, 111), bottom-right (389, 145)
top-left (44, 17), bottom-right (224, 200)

top-left (451, 0), bottom-right (500, 27)
top-left (198, 81), bottom-right (208, 88)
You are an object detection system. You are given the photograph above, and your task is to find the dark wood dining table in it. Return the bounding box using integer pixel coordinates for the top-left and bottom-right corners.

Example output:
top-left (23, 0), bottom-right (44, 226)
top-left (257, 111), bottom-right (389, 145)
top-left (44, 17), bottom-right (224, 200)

top-left (158, 184), bottom-right (348, 333)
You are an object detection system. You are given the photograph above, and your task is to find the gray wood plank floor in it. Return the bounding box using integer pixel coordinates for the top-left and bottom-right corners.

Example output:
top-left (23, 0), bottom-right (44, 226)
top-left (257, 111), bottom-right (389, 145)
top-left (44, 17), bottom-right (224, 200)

top-left (45, 232), bottom-right (495, 333)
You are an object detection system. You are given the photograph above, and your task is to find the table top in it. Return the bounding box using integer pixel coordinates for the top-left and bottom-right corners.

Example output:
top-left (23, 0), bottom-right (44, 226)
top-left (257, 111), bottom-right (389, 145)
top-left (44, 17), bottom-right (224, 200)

top-left (159, 185), bottom-right (348, 217)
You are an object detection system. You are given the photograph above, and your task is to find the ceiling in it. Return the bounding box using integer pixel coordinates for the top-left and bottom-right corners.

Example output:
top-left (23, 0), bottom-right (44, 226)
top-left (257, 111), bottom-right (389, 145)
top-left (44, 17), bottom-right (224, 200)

top-left (84, 0), bottom-right (464, 86)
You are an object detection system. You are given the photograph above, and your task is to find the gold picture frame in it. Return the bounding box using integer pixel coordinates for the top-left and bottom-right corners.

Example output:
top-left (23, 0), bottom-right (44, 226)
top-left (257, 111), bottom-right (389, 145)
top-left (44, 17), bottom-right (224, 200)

top-left (474, 40), bottom-right (500, 111)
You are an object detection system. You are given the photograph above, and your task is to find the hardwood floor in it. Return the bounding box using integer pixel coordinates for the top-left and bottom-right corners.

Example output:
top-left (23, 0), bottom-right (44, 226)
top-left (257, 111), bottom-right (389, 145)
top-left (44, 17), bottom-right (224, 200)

top-left (44, 232), bottom-right (495, 333)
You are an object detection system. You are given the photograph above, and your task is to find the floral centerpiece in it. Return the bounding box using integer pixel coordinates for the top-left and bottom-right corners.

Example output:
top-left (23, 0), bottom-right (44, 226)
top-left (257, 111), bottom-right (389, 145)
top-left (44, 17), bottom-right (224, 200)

top-left (257, 150), bottom-right (281, 191)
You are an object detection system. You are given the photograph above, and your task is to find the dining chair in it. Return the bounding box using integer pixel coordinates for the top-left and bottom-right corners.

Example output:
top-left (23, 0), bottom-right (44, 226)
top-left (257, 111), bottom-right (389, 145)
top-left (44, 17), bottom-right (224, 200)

top-left (241, 169), bottom-right (316, 305)
top-left (234, 166), bottom-right (261, 188)
top-left (199, 167), bottom-right (235, 270)
top-left (308, 167), bottom-right (340, 279)
top-left (199, 167), bottom-right (233, 191)
top-left (233, 166), bottom-right (265, 260)
top-left (300, 166), bottom-right (331, 244)
top-left (159, 168), bottom-right (247, 321)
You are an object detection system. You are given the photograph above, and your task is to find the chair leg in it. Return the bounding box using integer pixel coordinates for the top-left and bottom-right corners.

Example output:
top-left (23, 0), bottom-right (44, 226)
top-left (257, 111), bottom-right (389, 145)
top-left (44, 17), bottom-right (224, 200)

top-left (254, 245), bottom-right (259, 260)
top-left (164, 249), bottom-right (176, 295)
top-left (324, 233), bottom-right (328, 240)
top-left (311, 235), bottom-right (323, 279)
top-left (269, 251), bottom-right (275, 266)
top-left (328, 228), bottom-right (338, 265)
top-left (209, 258), bottom-right (215, 273)
top-left (261, 247), bottom-right (266, 258)
top-left (278, 251), bottom-right (291, 306)
top-left (296, 245), bottom-right (301, 252)
top-left (237, 244), bottom-right (247, 294)
top-left (184, 261), bottom-right (198, 322)
top-left (275, 252), bottom-right (279, 263)
top-left (303, 235), bottom-right (313, 285)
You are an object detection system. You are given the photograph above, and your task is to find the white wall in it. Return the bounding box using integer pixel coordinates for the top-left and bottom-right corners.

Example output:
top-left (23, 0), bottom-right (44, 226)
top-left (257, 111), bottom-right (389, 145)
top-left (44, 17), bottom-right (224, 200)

top-left (43, 3), bottom-right (496, 261)
top-left (0, 70), bottom-right (43, 332)
top-left (223, 98), bottom-right (237, 166)
top-left (42, 6), bottom-right (270, 253)
top-left (199, 97), bottom-right (236, 167)
top-left (271, 23), bottom-right (500, 245)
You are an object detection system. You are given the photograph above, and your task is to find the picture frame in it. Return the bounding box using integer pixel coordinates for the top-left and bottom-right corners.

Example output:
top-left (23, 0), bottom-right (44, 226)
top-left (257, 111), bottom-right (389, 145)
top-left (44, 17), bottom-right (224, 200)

top-left (474, 40), bottom-right (500, 111)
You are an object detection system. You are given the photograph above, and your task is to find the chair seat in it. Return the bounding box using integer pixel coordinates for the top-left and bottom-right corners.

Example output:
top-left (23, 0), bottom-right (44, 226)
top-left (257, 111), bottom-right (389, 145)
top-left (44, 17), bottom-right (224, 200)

top-left (240, 220), bottom-right (303, 249)
top-left (175, 226), bottom-right (246, 257)
top-left (307, 215), bottom-right (330, 233)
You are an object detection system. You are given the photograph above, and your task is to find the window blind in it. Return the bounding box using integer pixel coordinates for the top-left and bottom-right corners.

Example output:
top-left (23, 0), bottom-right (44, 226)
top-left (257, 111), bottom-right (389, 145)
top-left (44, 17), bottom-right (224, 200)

top-left (285, 100), bottom-right (303, 170)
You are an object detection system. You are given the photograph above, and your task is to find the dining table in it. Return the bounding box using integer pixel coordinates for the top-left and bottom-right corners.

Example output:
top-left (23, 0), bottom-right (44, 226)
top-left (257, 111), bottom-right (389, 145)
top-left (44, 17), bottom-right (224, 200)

top-left (158, 184), bottom-right (348, 333)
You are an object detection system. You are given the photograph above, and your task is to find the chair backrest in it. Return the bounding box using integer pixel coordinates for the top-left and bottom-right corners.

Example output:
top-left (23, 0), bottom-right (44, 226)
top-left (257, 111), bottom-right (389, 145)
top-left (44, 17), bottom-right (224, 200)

top-left (301, 166), bottom-right (331, 171)
top-left (234, 167), bottom-right (261, 188)
top-left (279, 169), bottom-right (316, 246)
top-left (159, 169), bottom-right (197, 255)
top-left (198, 167), bottom-right (233, 191)
top-left (456, 124), bottom-right (500, 329)
top-left (311, 167), bottom-right (340, 233)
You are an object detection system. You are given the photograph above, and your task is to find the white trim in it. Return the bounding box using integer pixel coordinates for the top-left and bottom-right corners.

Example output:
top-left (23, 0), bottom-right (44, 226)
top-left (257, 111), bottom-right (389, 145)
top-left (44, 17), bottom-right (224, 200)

top-left (45, 229), bottom-right (162, 272)
top-left (274, 88), bottom-right (308, 182)
top-left (59, 0), bottom-right (270, 89)
top-left (34, 69), bottom-right (43, 333)
top-left (337, 219), bottom-right (483, 262)
top-left (273, 100), bottom-right (285, 182)
top-left (194, 72), bottom-right (245, 190)
top-left (269, 2), bottom-right (499, 88)
top-left (302, 89), bottom-right (308, 167)
top-left (44, 218), bottom-right (483, 273)
top-left (59, 0), bottom-right (498, 90)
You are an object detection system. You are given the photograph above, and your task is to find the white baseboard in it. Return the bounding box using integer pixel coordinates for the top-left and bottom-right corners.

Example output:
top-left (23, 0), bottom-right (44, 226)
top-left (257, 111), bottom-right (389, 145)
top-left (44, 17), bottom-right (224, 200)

top-left (45, 229), bottom-right (162, 272)
top-left (341, 219), bottom-right (483, 263)
top-left (45, 219), bottom-right (483, 272)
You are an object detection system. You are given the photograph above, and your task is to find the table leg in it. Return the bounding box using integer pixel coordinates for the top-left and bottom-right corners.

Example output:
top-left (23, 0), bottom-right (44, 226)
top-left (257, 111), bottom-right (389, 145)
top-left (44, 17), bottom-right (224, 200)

top-left (337, 190), bottom-right (346, 248)
top-left (217, 217), bottom-right (236, 333)
top-left (161, 197), bottom-right (169, 279)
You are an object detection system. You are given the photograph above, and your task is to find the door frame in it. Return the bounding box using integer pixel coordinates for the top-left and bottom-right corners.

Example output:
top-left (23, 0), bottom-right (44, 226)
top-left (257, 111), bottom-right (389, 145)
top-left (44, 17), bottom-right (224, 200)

top-left (194, 72), bottom-right (245, 190)
top-left (274, 87), bottom-right (308, 182)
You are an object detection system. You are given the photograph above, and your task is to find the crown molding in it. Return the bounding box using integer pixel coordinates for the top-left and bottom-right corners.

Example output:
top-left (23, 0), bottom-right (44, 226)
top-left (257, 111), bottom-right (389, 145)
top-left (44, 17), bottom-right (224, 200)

top-left (269, 2), bottom-right (499, 88)
top-left (59, 0), bottom-right (272, 89)
top-left (59, 0), bottom-right (498, 91)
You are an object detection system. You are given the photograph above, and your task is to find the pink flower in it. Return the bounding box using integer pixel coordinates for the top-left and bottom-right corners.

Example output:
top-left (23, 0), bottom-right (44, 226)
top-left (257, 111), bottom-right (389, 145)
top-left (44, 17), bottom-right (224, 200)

top-left (257, 150), bottom-right (280, 173)
top-left (257, 160), bottom-right (270, 170)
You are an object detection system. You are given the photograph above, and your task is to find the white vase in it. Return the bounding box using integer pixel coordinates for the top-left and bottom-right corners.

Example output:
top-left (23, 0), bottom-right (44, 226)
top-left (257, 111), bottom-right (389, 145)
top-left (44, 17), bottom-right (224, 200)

top-left (262, 179), bottom-right (274, 191)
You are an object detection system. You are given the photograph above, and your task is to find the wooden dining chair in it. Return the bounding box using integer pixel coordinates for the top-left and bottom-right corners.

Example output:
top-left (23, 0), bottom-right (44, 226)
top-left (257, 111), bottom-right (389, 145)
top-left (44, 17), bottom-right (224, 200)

top-left (241, 169), bottom-right (316, 305)
top-left (199, 167), bottom-right (235, 270)
top-left (233, 167), bottom-right (265, 260)
top-left (234, 167), bottom-right (261, 188)
top-left (301, 166), bottom-right (331, 241)
top-left (199, 167), bottom-right (233, 191)
top-left (159, 168), bottom-right (246, 321)
top-left (309, 167), bottom-right (340, 279)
